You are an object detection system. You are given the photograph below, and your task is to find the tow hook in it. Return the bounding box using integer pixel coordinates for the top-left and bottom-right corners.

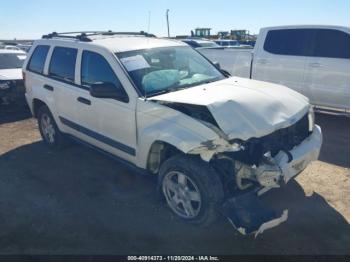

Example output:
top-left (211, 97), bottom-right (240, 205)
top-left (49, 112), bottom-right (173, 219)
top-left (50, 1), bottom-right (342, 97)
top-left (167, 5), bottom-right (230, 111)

top-left (220, 192), bottom-right (288, 237)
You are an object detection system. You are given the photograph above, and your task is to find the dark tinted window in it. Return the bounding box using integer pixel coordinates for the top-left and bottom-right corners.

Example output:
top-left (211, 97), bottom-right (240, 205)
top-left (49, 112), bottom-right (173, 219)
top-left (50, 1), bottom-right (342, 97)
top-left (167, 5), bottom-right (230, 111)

top-left (313, 29), bottom-right (350, 59)
top-left (81, 51), bottom-right (127, 98)
top-left (27, 45), bottom-right (49, 73)
top-left (49, 47), bottom-right (77, 82)
top-left (264, 29), bottom-right (313, 56)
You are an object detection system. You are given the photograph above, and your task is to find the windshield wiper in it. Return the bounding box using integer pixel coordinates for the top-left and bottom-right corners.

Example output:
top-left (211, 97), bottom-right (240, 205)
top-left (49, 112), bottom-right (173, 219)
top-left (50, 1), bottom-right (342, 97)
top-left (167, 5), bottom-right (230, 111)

top-left (146, 81), bottom-right (188, 97)
top-left (146, 77), bottom-right (223, 98)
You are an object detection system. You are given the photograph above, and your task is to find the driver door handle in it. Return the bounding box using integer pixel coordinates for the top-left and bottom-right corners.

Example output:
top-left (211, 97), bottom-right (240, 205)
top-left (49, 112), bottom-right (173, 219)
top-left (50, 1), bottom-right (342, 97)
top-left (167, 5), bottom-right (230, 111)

top-left (77, 97), bottom-right (91, 105)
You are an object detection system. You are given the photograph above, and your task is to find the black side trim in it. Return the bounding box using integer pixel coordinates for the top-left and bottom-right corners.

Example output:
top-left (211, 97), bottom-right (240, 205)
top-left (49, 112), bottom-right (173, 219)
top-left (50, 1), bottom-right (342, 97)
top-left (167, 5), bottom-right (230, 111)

top-left (59, 116), bottom-right (136, 156)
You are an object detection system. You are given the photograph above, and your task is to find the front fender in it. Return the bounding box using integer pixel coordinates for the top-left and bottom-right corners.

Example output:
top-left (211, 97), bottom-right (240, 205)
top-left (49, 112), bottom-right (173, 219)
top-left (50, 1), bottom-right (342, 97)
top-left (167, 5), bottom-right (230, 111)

top-left (135, 99), bottom-right (220, 168)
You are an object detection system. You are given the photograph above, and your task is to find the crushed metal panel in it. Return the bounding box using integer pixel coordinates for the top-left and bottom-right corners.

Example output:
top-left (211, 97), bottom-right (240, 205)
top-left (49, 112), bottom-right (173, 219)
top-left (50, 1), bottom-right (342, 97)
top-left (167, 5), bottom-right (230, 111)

top-left (221, 192), bottom-right (288, 236)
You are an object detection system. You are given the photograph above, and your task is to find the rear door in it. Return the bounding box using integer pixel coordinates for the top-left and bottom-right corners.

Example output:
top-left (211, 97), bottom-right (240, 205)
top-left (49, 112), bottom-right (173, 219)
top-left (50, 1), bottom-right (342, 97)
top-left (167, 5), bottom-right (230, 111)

top-left (253, 29), bottom-right (312, 97)
top-left (304, 28), bottom-right (350, 110)
top-left (45, 46), bottom-right (82, 136)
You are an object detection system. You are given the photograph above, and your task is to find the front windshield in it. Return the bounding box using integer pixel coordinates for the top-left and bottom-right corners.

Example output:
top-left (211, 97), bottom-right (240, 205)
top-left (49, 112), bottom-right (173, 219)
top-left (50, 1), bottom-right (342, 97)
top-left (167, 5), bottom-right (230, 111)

top-left (0, 53), bottom-right (26, 69)
top-left (117, 46), bottom-right (225, 97)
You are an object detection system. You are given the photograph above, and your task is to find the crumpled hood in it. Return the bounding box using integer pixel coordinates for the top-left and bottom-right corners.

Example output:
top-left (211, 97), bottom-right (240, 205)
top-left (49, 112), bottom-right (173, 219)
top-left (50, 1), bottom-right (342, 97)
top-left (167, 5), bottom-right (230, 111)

top-left (0, 69), bottom-right (23, 80)
top-left (150, 77), bottom-right (310, 141)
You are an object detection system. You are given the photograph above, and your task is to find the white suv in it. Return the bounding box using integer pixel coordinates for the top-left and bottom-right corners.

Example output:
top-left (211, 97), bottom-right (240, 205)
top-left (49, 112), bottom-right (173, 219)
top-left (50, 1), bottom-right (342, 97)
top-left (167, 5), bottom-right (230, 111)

top-left (23, 31), bottom-right (322, 236)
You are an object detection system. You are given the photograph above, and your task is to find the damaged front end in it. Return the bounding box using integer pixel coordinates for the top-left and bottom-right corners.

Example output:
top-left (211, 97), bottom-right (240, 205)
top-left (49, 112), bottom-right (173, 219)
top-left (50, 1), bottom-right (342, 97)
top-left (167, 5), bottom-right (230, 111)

top-left (155, 99), bottom-right (321, 236)
top-left (187, 109), bottom-right (322, 237)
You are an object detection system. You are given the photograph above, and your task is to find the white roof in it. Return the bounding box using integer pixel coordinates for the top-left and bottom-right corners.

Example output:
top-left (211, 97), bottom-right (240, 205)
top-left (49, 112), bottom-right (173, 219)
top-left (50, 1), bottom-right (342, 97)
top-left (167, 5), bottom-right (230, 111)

top-left (261, 24), bottom-right (350, 31)
top-left (92, 36), bottom-right (187, 53)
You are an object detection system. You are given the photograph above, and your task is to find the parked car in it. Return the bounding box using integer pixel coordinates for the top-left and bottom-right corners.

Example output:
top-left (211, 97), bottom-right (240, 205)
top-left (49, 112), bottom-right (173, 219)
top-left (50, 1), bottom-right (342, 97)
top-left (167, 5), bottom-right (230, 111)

top-left (201, 25), bottom-right (350, 115)
top-left (23, 31), bottom-right (322, 236)
top-left (17, 44), bottom-right (33, 53)
top-left (215, 39), bottom-right (253, 49)
top-left (0, 45), bottom-right (21, 51)
top-left (0, 49), bottom-right (27, 105)
top-left (182, 39), bottom-right (224, 50)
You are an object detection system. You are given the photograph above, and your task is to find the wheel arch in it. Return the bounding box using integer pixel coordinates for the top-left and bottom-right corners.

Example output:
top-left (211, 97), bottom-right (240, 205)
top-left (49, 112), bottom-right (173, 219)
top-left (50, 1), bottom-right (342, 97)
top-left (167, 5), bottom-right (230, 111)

top-left (146, 140), bottom-right (184, 174)
top-left (32, 98), bottom-right (48, 118)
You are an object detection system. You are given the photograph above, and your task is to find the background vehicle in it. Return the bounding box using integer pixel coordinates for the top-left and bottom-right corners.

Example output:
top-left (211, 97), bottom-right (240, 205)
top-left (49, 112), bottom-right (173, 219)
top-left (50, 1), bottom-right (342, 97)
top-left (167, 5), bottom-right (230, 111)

top-left (181, 39), bottom-right (224, 50)
top-left (0, 45), bottom-right (21, 51)
top-left (200, 25), bottom-right (350, 114)
top-left (0, 49), bottom-right (27, 105)
top-left (23, 31), bottom-right (321, 236)
top-left (215, 39), bottom-right (253, 49)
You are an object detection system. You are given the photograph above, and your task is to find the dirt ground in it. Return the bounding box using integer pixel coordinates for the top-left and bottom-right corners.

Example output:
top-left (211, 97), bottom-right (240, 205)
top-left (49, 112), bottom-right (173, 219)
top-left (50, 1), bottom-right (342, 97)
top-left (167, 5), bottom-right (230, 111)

top-left (0, 105), bottom-right (349, 255)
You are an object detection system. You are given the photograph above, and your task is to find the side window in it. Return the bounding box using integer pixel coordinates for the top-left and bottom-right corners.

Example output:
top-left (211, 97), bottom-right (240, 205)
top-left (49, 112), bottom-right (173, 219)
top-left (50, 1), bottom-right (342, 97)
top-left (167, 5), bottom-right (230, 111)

top-left (49, 47), bottom-right (77, 83)
top-left (81, 51), bottom-right (127, 97)
top-left (313, 29), bottom-right (350, 59)
top-left (27, 45), bottom-right (50, 74)
top-left (264, 29), bottom-right (314, 56)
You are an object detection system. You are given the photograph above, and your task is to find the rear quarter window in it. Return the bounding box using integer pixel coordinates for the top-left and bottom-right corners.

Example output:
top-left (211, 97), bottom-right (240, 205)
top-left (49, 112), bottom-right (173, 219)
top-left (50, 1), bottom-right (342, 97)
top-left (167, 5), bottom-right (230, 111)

top-left (49, 47), bottom-right (77, 83)
top-left (27, 45), bottom-right (50, 74)
top-left (313, 29), bottom-right (350, 59)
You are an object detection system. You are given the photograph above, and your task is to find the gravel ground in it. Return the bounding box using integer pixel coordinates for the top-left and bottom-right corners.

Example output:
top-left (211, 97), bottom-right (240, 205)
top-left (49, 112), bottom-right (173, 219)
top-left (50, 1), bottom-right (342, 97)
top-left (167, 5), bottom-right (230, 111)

top-left (0, 105), bottom-right (349, 255)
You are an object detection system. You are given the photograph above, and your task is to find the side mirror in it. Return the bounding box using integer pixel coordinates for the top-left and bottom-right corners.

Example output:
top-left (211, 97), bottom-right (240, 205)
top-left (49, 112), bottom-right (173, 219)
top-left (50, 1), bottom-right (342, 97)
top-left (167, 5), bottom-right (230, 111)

top-left (213, 61), bottom-right (221, 69)
top-left (90, 82), bottom-right (128, 102)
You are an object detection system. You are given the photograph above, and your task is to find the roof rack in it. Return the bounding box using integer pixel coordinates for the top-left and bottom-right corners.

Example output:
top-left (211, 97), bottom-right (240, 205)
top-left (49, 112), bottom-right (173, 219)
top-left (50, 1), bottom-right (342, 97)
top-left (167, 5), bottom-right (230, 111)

top-left (42, 31), bottom-right (156, 42)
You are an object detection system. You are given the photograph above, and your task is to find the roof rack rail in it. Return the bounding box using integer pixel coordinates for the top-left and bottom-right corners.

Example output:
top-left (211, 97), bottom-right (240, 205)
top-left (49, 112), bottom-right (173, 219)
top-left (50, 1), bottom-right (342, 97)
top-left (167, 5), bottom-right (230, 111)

top-left (42, 31), bottom-right (156, 42)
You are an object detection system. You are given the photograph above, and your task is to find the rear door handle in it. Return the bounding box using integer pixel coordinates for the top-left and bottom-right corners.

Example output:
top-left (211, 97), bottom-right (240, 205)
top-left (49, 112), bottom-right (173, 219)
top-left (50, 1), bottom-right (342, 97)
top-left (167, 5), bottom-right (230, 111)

top-left (309, 62), bottom-right (321, 68)
top-left (77, 97), bottom-right (91, 105)
top-left (256, 59), bottom-right (267, 65)
top-left (43, 84), bottom-right (54, 91)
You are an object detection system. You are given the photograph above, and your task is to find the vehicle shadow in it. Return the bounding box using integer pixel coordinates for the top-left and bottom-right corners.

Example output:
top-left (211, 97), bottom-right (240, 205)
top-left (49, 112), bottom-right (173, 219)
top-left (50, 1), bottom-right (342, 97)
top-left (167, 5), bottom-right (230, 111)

top-left (0, 141), bottom-right (349, 254)
top-left (315, 113), bottom-right (350, 168)
top-left (0, 104), bottom-right (32, 125)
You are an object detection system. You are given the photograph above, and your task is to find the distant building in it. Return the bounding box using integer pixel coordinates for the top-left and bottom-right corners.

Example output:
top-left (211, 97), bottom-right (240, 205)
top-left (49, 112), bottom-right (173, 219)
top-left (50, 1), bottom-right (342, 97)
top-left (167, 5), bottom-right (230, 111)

top-left (192, 28), bottom-right (211, 37)
top-left (230, 30), bottom-right (250, 40)
top-left (218, 31), bottom-right (230, 38)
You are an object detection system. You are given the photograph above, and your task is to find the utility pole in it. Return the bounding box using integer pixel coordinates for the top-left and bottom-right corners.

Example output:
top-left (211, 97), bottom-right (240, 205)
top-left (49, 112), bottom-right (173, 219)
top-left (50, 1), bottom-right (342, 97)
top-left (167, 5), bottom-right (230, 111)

top-left (147, 11), bottom-right (151, 33)
top-left (166, 9), bottom-right (170, 38)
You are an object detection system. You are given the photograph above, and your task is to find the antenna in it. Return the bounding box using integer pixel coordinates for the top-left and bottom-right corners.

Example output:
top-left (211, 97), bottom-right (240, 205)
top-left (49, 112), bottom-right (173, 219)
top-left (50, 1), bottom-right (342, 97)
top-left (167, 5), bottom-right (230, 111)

top-left (147, 11), bottom-right (151, 33)
top-left (166, 9), bottom-right (170, 38)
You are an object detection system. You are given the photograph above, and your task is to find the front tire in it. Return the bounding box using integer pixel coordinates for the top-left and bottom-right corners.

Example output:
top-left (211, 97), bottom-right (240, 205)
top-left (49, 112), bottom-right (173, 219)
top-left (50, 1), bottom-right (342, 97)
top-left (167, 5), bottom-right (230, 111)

top-left (37, 105), bottom-right (65, 149)
top-left (159, 155), bottom-right (224, 226)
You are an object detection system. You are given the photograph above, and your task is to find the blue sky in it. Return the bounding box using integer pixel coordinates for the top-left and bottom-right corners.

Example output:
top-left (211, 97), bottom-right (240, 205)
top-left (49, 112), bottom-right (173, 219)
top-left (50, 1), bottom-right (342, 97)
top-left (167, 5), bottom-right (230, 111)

top-left (1, 0), bottom-right (350, 39)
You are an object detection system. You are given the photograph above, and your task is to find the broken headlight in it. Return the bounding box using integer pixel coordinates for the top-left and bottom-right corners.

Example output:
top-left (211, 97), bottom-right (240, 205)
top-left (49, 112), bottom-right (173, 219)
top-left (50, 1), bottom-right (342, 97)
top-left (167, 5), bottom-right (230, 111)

top-left (0, 80), bottom-right (11, 90)
top-left (308, 106), bottom-right (315, 132)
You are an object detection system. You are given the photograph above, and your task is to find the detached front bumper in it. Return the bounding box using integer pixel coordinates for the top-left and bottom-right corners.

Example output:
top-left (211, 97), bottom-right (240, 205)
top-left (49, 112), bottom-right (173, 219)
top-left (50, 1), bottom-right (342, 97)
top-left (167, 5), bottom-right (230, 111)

top-left (222, 125), bottom-right (322, 236)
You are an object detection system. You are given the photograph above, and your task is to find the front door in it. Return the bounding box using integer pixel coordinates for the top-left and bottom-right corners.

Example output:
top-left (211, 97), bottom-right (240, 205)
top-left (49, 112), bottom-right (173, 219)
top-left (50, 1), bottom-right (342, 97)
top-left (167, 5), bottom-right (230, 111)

top-left (75, 50), bottom-right (137, 163)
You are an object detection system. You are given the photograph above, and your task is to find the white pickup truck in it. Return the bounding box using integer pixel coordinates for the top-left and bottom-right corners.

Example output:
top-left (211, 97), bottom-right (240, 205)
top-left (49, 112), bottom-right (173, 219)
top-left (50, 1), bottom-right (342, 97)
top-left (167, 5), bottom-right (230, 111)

top-left (200, 25), bottom-right (350, 114)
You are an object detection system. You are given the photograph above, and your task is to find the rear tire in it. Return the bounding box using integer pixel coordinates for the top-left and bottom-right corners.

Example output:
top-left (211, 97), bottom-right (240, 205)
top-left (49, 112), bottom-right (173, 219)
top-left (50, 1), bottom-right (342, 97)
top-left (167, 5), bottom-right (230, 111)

top-left (159, 155), bottom-right (224, 226)
top-left (37, 105), bottom-right (65, 149)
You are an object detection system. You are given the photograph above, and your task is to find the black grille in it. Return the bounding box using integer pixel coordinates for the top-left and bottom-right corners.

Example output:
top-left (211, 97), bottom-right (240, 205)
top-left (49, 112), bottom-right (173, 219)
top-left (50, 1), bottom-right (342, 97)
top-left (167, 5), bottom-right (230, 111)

top-left (260, 113), bottom-right (310, 155)
top-left (230, 114), bottom-right (311, 166)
